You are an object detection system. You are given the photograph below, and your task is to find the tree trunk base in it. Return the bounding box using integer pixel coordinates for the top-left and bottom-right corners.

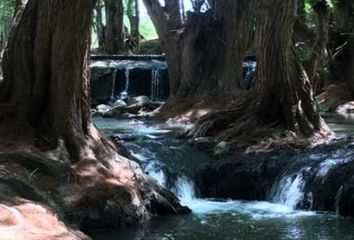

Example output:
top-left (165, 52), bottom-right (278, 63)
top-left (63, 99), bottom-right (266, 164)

top-left (188, 100), bottom-right (334, 153)
top-left (155, 93), bottom-right (242, 122)
top-left (0, 119), bottom-right (190, 238)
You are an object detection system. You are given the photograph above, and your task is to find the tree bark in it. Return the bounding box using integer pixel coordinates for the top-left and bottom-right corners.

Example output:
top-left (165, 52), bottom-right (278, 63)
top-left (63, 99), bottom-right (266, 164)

top-left (127, 0), bottom-right (140, 53)
top-left (104, 0), bottom-right (125, 54)
top-left (94, 0), bottom-right (106, 51)
top-left (143, 0), bottom-right (252, 100)
top-left (0, 0), bottom-right (189, 228)
top-left (305, 0), bottom-right (329, 94)
top-left (0, 0), bottom-right (101, 161)
top-left (189, 0), bottom-right (331, 146)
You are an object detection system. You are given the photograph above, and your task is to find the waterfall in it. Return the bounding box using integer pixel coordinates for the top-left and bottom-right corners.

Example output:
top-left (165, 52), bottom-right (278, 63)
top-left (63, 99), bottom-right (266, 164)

top-left (270, 169), bottom-right (308, 208)
top-left (151, 68), bottom-right (162, 101)
top-left (121, 68), bottom-right (131, 99)
top-left (110, 68), bottom-right (118, 100)
top-left (175, 177), bottom-right (196, 201)
top-left (335, 185), bottom-right (344, 216)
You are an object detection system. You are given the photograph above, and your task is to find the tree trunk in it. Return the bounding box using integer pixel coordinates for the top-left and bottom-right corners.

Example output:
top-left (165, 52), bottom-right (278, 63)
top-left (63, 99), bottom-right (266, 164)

top-left (104, 0), bottom-right (125, 54)
top-left (1, 0), bottom-right (100, 160)
top-left (127, 0), bottom-right (140, 53)
top-left (94, 0), bottom-right (106, 51)
top-left (0, 0), bottom-right (188, 229)
top-left (305, 0), bottom-right (329, 94)
top-left (189, 0), bottom-right (331, 147)
top-left (143, 0), bottom-right (252, 100)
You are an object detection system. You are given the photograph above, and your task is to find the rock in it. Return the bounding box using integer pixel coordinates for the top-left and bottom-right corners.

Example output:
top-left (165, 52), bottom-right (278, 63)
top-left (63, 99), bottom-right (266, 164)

top-left (336, 101), bottom-right (354, 116)
top-left (316, 84), bottom-right (351, 112)
top-left (0, 201), bottom-right (88, 240)
top-left (0, 152), bottom-right (86, 240)
top-left (194, 139), bottom-right (354, 217)
top-left (102, 105), bottom-right (126, 118)
top-left (0, 149), bottom-right (190, 238)
top-left (214, 141), bottom-right (229, 156)
top-left (127, 95), bottom-right (151, 106)
top-left (96, 104), bottom-right (112, 113)
top-left (338, 177), bottom-right (354, 217)
top-left (90, 66), bottom-right (114, 105)
top-left (195, 155), bottom-right (266, 200)
top-left (102, 96), bottom-right (159, 118)
top-left (113, 99), bottom-right (127, 108)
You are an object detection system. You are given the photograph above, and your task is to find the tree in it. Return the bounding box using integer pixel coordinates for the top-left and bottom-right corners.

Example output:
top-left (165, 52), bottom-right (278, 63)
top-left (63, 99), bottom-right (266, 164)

top-left (305, 0), bottom-right (330, 93)
top-left (104, 0), bottom-right (125, 54)
top-left (126, 0), bottom-right (140, 53)
top-left (188, 0), bottom-right (331, 148)
top-left (142, 0), bottom-right (252, 109)
top-left (0, 0), bottom-right (188, 228)
top-left (94, 0), bottom-right (106, 51)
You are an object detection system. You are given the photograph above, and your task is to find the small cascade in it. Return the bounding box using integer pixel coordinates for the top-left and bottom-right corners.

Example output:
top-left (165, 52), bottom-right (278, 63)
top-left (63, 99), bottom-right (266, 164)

top-left (110, 68), bottom-right (118, 100)
top-left (270, 170), bottom-right (307, 208)
top-left (121, 68), bottom-right (131, 99)
top-left (335, 185), bottom-right (344, 216)
top-left (147, 164), bottom-right (166, 186)
top-left (174, 177), bottom-right (196, 201)
top-left (151, 68), bottom-right (162, 101)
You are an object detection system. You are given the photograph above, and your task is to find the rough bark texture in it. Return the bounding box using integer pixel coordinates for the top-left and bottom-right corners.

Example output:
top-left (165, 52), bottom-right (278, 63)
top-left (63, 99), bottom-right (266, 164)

top-left (143, 0), bottom-right (252, 99)
top-left (305, 0), bottom-right (329, 94)
top-left (189, 0), bottom-right (331, 149)
top-left (104, 0), bottom-right (125, 54)
top-left (0, 0), bottom-right (189, 235)
top-left (1, 0), bottom-right (95, 161)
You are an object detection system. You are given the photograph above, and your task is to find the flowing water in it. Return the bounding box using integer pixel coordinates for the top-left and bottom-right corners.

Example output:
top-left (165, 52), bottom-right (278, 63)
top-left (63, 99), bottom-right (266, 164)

top-left (90, 117), bottom-right (354, 240)
top-left (151, 68), bottom-right (163, 101)
top-left (91, 59), bottom-right (168, 101)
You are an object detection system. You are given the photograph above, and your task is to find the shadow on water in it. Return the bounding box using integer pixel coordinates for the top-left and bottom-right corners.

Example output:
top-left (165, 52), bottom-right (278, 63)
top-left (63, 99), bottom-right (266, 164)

top-left (90, 116), bottom-right (354, 240)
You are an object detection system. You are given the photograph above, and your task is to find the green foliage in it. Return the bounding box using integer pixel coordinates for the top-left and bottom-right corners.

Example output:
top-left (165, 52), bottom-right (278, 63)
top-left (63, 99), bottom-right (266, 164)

top-left (0, 0), bottom-right (14, 40)
top-left (0, 0), bottom-right (14, 23)
top-left (124, 0), bottom-right (134, 16)
top-left (123, 0), bottom-right (157, 40)
top-left (303, 0), bottom-right (336, 24)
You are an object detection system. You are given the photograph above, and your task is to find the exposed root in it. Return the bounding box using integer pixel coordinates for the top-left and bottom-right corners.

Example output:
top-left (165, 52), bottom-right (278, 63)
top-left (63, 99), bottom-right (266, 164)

top-left (188, 96), bottom-right (334, 152)
top-left (0, 119), bottom-right (190, 237)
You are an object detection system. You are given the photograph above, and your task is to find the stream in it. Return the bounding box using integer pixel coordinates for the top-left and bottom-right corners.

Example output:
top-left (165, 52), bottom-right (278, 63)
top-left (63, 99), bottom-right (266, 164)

top-left (90, 116), bottom-right (354, 240)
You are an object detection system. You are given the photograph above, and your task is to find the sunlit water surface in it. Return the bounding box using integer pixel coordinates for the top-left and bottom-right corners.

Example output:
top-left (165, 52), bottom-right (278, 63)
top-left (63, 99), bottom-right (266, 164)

top-left (90, 116), bottom-right (354, 240)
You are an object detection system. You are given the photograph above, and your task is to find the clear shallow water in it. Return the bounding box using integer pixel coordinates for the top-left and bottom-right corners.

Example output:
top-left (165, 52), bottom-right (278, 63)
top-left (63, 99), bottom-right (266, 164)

top-left (91, 117), bottom-right (354, 240)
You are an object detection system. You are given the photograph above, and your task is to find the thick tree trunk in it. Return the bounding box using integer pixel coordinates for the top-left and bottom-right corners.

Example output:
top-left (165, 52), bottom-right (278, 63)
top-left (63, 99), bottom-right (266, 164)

top-left (143, 0), bottom-right (252, 99)
top-left (189, 0), bottom-right (331, 147)
top-left (1, 0), bottom-right (98, 160)
top-left (253, 0), bottom-right (328, 135)
top-left (0, 0), bottom-right (188, 230)
top-left (104, 0), bottom-right (125, 54)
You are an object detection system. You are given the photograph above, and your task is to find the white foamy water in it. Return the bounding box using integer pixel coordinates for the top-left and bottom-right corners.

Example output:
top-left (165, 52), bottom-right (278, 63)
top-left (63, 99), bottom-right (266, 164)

top-left (271, 170), bottom-right (308, 208)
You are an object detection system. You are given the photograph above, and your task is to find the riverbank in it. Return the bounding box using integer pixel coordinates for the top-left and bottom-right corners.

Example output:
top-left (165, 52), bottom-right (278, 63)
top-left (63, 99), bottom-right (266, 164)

top-left (91, 115), bottom-right (354, 239)
top-left (0, 118), bottom-right (189, 240)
